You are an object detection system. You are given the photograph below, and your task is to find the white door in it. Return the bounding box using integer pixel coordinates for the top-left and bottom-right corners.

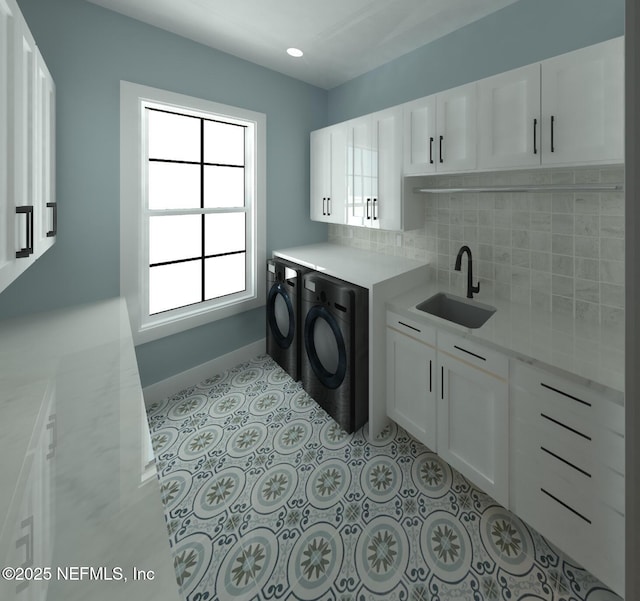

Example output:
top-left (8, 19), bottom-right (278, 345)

top-left (348, 117), bottom-right (372, 227)
top-left (437, 343), bottom-right (508, 506)
top-left (436, 82), bottom-right (477, 172)
top-left (34, 53), bottom-right (55, 253)
top-left (371, 107), bottom-right (402, 231)
top-left (0, 0), bottom-right (16, 292)
top-left (402, 95), bottom-right (437, 175)
top-left (310, 128), bottom-right (330, 222)
top-left (310, 125), bottom-right (347, 224)
top-left (541, 37), bottom-right (623, 165)
top-left (386, 327), bottom-right (437, 450)
top-left (477, 63), bottom-right (541, 170)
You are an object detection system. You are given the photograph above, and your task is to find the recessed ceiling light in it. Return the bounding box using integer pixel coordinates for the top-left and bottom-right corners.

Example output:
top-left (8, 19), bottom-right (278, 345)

top-left (286, 47), bottom-right (303, 58)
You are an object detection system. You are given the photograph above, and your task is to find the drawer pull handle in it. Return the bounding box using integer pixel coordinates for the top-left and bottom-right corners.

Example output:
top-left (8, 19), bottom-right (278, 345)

top-left (453, 345), bottom-right (486, 361)
top-left (540, 413), bottom-right (591, 441)
top-left (429, 359), bottom-right (432, 393)
top-left (540, 382), bottom-right (591, 407)
top-left (540, 446), bottom-right (591, 478)
top-left (540, 488), bottom-right (591, 524)
top-left (16, 205), bottom-right (34, 258)
top-left (398, 320), bottom-right (421, 333)
top-left (441, 366), bottom-right (444, 400)
top-left (46, 202), bottom-right (57, 237)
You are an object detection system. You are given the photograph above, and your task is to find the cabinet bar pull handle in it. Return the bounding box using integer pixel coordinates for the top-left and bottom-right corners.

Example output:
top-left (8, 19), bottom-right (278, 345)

top-left (540, 488), bottom-right (591, 524)
top-left (15, 205), bottom-right (34, 258)
top-left (540, 382), bottom-right (591, 407)
top-left (46, 202), bottom-right (57, 237)
top-left (441, 366), bottom-right (444, 400)
top-left (429, 137), bottom-right (434, 164)
top-left (327, 197), bottom-right (331, 215)
top-left (533, 118), bottom-right (537, 154)
top-left (550, 115), bottom-right (555, 152)
top-left (540, 412), bottom-right (591, 441)
top-left (373, 198), bottom-right (378, 220)
top-left (439, 135), bottom-right (444, 163)
top-left (540, 446), bottom-right (591, 478)
top-left (322, 197), bottom-right (326, 216)
top-left (398, 320), bottom-right (420, 333)
top-left (366, 198), bottom-right (371, 220)
top-left (453, 344), bottom-right (486, 361)
top-left (429, 359), bottom-right (432, 393)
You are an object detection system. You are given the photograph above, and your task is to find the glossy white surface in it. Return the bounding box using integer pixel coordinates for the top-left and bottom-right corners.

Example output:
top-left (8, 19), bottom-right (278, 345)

top-left (388, 267), bottom-right (625, 394)
top-left (0, 299), bottom-right (179, 601)
top-left (274, 242), bottom-right (426, 289)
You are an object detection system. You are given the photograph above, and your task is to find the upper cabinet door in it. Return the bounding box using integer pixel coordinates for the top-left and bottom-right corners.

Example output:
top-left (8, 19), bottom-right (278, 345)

top-left (34, 52), bottom-right (55, 253)
top-left (371, 107), bottom-right (402, 231)
top-left (541, 37), bottom-right (623, 166)
top-left (477, 64), bottom-right (541, 170)
top-left (436, 83), bottom-right (477, 173)
top-left (403, 95), bottom-right (437, 175)
top-left (0, 0), bottom-right (16, 292)
top-left (347, 117), bottom-right (372, 227)
top-left (310, 125), bottom-right (347, 224)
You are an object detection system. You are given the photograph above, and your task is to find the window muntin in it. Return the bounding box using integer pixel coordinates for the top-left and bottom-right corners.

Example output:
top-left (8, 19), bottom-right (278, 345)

top-left (145, 107), bottom-right (249, 316)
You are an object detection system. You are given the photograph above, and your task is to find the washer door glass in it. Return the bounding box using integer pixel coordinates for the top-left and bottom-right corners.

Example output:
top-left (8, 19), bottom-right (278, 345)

top-left (304, 305), bottom-right (347, 389)
top-left (267, 283), bottom-right (294, 349)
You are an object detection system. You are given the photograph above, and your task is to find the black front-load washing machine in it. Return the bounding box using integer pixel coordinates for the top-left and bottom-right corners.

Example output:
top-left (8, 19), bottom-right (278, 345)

top-left (301, 272), bottom-right (368, 433)
top-left (266, 258), bottom-right (310, 380)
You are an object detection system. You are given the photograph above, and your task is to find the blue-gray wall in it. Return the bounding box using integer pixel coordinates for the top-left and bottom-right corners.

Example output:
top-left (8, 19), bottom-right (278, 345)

top-left (327, 0), bottom-right (624, 123)
top-left (1, 0), bottom-right (327, 386)
top-left (0, 0), bottom-right (624, 387)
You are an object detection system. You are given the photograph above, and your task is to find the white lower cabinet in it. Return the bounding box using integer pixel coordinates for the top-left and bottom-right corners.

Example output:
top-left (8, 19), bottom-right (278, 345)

top-left (437, 331), bottom-right (509, 507)
top-left (386, 313), bottom-right (437, 450)
top-left (510, 360), bottom-right (624, 597)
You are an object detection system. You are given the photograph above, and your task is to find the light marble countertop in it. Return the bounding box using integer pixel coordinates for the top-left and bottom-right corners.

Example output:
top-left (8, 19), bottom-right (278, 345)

top-left (387, 268), bottom-right (625, 395)
top-left (0, 299), bottom-right (179, 601)
top-left (274, 242), bottom-right (426, 289)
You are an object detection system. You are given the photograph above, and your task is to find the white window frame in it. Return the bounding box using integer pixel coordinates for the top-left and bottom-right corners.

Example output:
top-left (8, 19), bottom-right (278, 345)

top-left (120, 81), bottom-right (266, 345)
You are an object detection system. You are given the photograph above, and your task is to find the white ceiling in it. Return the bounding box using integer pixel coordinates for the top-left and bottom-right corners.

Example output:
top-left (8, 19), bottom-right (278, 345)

top-left (86, 0), bottom-right (520, 89)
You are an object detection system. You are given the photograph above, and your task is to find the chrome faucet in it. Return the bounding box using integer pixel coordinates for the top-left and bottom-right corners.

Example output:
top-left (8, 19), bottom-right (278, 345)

top-left (455, 245), bottom-right (480, 299)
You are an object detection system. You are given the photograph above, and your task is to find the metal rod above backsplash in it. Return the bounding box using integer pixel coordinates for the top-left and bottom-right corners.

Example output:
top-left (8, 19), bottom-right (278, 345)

top-left (414, 183), bottom-right (623, 194)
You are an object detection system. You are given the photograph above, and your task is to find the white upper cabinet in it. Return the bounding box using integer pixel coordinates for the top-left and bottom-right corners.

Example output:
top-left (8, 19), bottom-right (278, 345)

top-left (310, 124), bottom-right (347, 224)
top-left (436, 83), bottom-right (477, 173)
top-left (477, 63), bottom-right (542, 170)
top-left (403, 83), bottom-right (476, 175)
top-left (0, 0), bottom-right (55, 295)
top-left (346, 107), bottom-right (402, 230)
top-left (403, 95), bottom-right (436, 174)
top-left (541, 37), bottom-right (624, 166)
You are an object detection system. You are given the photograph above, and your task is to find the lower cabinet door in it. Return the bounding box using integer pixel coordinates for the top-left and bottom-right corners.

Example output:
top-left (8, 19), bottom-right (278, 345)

top-left (438, 355), bottom-right (509, 506)
top-left (386, 327), bottom-right (437, 450)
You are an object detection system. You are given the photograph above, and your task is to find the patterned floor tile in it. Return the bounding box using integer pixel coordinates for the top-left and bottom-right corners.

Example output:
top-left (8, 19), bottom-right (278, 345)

top-left (146, 354), bottom-right (621, 601)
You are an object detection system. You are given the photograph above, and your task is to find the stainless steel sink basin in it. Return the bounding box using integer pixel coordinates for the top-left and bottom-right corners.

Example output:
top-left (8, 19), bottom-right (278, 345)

top-left (416, 292), bottom-right (496, 329)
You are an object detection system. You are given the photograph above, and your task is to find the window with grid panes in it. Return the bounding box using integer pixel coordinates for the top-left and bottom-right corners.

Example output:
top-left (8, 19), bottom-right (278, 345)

top-left (120, 82), bottom-right (266, 344)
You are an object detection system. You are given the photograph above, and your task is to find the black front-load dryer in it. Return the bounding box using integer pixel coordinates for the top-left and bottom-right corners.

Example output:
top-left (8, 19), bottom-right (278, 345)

top-left (301, 272), bottom-right (368, 433)
top-left (266, 258), bottom-right (309, 380)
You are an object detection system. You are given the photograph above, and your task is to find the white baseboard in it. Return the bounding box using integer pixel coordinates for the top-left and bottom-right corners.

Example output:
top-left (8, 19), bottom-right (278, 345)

top-left (142, 338), bottom-right (266, 407)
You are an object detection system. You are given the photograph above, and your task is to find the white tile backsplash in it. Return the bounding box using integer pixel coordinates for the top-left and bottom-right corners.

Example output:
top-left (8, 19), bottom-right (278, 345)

top-left (328, 166), bottom-right (625, 325)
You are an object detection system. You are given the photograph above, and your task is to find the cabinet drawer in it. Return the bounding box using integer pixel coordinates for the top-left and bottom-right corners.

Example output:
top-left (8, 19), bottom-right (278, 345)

top-left (511, 360), bottom-right (623, 435)
top-left (386, 311), bottom-right (436, 346)
top-left (437, 331), bottom-right (508, 379)
top-left (512, 448), bottom-right (624, 596)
